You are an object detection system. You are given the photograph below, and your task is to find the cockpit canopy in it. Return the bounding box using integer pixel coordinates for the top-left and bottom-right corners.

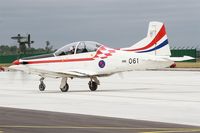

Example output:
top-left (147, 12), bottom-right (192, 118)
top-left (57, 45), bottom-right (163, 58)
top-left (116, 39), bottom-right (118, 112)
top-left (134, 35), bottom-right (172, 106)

top-left (54, 41), bottom-right (102, 56)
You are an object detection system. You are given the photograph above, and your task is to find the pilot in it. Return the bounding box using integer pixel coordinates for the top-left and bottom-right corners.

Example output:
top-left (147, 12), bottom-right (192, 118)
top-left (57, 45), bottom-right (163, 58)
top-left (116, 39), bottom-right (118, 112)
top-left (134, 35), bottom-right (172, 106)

top-left (59, 51), bottom-right (66, 56)
top-left (82, 44), bottom-right (88, 53)
top-left (69, 46), bottom-right (75, 54)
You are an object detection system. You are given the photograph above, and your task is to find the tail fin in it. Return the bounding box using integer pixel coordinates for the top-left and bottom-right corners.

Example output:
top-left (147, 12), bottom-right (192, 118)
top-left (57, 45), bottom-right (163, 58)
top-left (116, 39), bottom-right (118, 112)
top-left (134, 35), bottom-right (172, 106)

top-left (121, 21), bottom-right (171, 56)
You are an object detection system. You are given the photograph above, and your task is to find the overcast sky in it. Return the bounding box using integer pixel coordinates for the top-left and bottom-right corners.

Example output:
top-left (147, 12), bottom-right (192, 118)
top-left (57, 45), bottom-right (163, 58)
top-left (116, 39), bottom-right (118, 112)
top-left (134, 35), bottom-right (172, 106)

top-left (0, 0), bottom-right (200, 49)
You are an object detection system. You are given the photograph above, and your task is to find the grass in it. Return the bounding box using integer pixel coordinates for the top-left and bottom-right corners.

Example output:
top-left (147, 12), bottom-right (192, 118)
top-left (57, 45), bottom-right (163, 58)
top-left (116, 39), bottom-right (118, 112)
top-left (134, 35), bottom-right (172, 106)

top-left (175, 62), bottom-right (200, 68)
top-left (0, 63), bottom-right (11, 67)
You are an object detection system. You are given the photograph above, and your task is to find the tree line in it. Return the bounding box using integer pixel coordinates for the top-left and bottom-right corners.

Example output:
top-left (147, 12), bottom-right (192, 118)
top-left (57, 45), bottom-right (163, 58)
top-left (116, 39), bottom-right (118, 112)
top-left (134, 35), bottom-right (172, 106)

top-left (0, 45), bottom-right (54, 55)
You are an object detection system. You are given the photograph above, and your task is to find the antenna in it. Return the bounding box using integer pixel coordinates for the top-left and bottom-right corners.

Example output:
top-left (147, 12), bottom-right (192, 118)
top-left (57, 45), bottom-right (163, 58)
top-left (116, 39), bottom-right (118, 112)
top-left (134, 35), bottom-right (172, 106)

top-left (11, 34), bottom-right (34, 54)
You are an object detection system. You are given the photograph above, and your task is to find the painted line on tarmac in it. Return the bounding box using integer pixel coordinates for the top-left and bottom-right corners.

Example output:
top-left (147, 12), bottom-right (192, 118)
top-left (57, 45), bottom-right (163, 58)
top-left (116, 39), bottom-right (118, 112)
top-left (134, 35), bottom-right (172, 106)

top-left (0, 125), bottom-right (150, 129)
top-left (0, 125), bottom-right (200, 132)
top-left (142, 128), bottom-right (200, 133)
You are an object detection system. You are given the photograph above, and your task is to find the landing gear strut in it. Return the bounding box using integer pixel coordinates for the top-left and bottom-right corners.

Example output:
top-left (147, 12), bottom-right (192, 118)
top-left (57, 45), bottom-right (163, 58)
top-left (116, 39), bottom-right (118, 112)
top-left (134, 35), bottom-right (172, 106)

top-left (88, 77), bottom-right (100, 91)
top-left (60, 77), bottom-right (69, 92)
top-left (39, 77), bottom-right (46, 91)
top-left (38, 77), bottom-right (99, 92)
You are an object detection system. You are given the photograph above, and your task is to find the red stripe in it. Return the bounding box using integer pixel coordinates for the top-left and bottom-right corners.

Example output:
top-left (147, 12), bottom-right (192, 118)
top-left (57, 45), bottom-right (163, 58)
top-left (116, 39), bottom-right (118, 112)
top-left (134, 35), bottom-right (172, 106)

top-left (25, 58), bottom-right (94, 64)
top-left (108, 50), bottom-right (116, 53)
top-left (104, 53), bottom-right (112, 56)
top-left (93, 46), bottom-right (104, 58)
top-left (97, 50), bottom-right (103, 55)
top-left (100, 46), bottom-right (106, 50)
top-left (126, 25), bottom-right (166, 51)
top-left (101, 57), bottom-right (107, 59)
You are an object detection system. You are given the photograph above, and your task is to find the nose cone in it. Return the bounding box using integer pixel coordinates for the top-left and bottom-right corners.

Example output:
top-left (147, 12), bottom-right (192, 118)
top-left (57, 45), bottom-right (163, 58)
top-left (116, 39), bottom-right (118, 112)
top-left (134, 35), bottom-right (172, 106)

top-left (12, 59), bottom-right (20, 65)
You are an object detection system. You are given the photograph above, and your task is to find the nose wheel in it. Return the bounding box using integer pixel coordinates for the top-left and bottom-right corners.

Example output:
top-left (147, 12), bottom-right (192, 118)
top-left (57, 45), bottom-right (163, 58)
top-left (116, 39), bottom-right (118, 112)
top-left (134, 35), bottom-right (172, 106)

top-left (39, 77), bottom-right (46, 91)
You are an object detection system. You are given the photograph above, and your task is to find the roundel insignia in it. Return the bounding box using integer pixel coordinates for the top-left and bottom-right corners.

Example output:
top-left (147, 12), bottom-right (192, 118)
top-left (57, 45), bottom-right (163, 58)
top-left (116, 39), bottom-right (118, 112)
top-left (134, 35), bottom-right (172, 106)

top-left (98, 60), bottom-right (105, 68)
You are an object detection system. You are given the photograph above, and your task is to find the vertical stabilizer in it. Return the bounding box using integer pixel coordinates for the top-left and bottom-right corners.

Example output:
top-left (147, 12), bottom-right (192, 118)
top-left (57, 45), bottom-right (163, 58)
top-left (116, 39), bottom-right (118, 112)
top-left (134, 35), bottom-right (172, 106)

top-left (121, 21), bottom-right (171, 56)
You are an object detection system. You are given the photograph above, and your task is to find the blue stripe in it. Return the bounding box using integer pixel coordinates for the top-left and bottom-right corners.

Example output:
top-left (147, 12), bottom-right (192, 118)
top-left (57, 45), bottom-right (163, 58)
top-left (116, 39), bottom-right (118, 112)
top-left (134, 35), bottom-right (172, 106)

top-left (137, 39), bottom-right (168, 53)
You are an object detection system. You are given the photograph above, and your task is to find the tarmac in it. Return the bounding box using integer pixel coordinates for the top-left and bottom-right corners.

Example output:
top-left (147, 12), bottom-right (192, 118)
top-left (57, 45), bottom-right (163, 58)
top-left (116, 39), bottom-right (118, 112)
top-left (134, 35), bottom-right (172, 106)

top-left (0, 107), bottom-right (199, 133)
top-left (0, 70), bottom-right (200, 130)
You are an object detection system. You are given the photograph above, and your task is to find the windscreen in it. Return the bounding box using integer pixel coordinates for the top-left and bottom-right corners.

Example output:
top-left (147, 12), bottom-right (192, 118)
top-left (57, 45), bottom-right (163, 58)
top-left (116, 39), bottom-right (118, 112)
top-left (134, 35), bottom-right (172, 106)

top-left (55, 41), bottom-right (102, 56)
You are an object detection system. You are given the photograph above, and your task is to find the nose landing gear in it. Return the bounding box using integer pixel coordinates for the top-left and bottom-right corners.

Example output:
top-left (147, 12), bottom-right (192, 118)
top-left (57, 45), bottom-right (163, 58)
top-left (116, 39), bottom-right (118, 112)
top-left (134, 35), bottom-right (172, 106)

top-left (39, 77), bottom-right (46, 91)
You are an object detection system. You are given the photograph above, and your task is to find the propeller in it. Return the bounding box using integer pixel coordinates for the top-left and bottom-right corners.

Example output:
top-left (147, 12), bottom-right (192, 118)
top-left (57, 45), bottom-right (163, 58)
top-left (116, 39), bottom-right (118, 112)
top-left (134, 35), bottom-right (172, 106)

top-left (118, 72), bottom-right (124, 79)
top-left (7, 69), bottom-right (30, 84)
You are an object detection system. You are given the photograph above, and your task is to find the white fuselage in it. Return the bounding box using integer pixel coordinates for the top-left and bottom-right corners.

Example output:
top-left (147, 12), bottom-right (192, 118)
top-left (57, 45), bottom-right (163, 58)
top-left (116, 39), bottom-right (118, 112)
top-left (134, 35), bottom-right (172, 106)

top-left (16, 49), bottom-right (173, 77)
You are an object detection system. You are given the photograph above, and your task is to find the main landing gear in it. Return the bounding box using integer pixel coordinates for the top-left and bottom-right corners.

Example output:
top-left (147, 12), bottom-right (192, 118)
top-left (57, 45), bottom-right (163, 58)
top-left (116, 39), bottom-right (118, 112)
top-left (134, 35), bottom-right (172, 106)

top-left (38, 77), bottom-right (100, 92)
top-left (59, 77), bottom-right (69, 92)
top-left (88, 77), bottom-right (100, 91)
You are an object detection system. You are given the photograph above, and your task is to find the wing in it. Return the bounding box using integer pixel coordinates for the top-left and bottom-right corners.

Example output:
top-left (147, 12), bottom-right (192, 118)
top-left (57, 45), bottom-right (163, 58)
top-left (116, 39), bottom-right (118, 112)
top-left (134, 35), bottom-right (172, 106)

top-left (9, 65), bottom-right (97, 78)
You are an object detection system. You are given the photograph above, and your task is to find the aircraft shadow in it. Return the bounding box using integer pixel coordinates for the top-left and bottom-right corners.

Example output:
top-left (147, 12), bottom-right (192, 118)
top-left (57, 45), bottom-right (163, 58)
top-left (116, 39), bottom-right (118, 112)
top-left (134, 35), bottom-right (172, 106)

top-left (39, 88), bottom-right (151, 93)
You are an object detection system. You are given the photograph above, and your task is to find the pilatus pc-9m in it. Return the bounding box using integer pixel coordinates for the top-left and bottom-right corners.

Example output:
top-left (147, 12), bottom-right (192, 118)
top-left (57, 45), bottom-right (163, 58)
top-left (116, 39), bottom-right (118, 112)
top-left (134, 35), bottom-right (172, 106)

top-left (10, 21), bottom-right (193, 92)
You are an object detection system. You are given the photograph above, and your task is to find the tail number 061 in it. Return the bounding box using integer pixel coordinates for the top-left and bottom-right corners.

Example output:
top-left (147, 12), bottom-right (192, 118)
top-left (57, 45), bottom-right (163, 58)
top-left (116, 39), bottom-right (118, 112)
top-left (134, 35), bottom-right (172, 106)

top-left (129, 58), bottom-right (139, 64)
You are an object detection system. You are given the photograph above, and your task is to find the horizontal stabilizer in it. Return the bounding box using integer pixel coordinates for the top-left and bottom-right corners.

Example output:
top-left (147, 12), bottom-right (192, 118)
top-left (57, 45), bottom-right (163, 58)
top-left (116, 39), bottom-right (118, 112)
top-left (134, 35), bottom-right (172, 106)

top-left (166, 56), bottom-right (194, 62)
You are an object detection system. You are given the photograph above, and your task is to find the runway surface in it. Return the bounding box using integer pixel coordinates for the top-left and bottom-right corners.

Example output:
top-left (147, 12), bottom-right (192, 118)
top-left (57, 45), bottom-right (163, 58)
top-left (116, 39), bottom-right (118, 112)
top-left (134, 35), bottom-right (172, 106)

top-left (0, 70), bottom-right (200, 126)
top-left (0, 107), bottom-right (200, 133)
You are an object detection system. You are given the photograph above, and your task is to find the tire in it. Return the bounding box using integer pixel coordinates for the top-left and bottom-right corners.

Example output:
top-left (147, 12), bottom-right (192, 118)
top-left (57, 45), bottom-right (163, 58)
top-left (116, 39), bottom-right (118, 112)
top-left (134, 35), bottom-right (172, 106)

top-left (88, 81), bottom-right (98, 91)
top-left (39, 82), bottom-right (46, 91)
top-left (60, 83), bottom-right (69, 92)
